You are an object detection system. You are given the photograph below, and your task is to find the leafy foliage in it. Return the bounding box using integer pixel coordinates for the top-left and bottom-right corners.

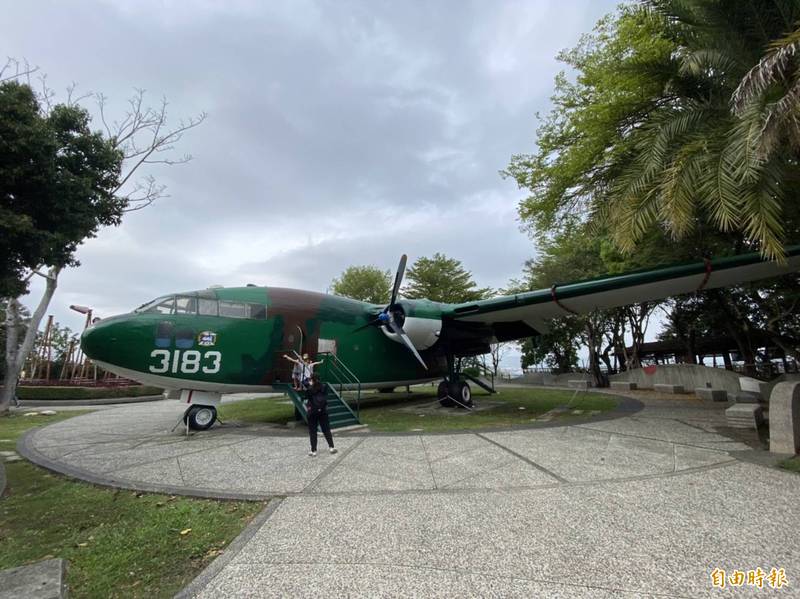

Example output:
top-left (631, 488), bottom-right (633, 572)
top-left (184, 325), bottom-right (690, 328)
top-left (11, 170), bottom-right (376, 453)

top-left (330, 265), bottom-right (392, 304)
top-left (0, 82), bottom-right (124, 297)
top-left (402, 253), bottom-right (493, 303)
top-left (507, 0), bottom-right (800, 259)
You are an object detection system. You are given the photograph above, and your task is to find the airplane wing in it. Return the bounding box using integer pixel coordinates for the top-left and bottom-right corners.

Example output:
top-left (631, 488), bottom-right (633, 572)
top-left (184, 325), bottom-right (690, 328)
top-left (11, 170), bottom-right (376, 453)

top-left (440, 246), bottom-right (800, 347)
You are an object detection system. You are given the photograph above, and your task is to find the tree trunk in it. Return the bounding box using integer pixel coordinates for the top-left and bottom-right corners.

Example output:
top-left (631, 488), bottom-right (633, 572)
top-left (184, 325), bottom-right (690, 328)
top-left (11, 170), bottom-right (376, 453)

top-left (1, 268), bottom-right (59, 415)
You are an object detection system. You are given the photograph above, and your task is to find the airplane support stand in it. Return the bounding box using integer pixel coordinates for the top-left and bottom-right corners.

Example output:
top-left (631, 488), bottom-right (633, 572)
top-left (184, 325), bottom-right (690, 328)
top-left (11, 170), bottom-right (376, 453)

top-left (171, 406), bottom-right (194, 437)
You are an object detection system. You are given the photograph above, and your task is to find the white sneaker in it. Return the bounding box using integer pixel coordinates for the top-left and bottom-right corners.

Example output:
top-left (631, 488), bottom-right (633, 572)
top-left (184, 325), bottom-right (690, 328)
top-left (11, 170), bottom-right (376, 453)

top-left (329, 447), bottom-right (338, 454)
top-left (308, 451), bottom-right (317, 457)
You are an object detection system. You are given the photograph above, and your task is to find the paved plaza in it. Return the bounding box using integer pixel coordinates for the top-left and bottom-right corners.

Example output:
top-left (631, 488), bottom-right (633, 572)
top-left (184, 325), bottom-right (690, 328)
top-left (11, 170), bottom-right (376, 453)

top-left (18, 396), bottom-right (800, 597)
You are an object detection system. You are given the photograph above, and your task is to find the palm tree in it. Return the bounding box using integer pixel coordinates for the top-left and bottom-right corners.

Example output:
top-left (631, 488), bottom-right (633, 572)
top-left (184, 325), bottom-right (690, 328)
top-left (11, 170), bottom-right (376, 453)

top-left (733, 25), bottom-right (800, 160)
top-left (603, 0), bottom-right (800, 259)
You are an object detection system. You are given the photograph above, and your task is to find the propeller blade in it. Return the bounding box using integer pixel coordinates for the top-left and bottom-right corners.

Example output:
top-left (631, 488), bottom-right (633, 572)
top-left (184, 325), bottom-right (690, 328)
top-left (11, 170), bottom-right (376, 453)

top-left (353, 315), bottom-right (382, 333)
top-left (390, 254), bottom-right (407, 307)
top-left (391, 321), bottom-right (428, 370)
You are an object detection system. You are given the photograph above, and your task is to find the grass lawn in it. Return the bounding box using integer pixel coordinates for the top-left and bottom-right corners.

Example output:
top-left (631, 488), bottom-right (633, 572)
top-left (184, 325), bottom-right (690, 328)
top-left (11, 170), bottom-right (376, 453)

top-left (0, 412), bottom-right (264, 598)
top-left (219, 386), bottom-right (620, 432)
top-left (778, 456), bottom-right (800, 474)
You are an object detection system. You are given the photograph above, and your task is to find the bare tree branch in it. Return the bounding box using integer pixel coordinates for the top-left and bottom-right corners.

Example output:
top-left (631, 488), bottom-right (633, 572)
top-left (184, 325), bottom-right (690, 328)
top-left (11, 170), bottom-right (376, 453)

top-left (0, 57), bottom-right (38, 83)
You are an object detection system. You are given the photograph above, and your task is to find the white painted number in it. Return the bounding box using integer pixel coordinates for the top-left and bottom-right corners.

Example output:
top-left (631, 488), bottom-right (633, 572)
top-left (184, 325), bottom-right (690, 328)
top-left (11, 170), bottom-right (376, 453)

top-left (181, 350), bottom-right (201, 373)
top-left (148, 349), bottom-right (222, 375)
top-left (149, 349), bottom-right (170, 373)
top-left (202, 351), bottom-right (221, 374)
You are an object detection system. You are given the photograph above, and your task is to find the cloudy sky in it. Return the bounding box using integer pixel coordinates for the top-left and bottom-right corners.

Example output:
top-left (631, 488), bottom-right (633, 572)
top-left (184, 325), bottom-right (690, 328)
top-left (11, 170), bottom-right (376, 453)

top-left (5, 0), bottom-right (621, 372)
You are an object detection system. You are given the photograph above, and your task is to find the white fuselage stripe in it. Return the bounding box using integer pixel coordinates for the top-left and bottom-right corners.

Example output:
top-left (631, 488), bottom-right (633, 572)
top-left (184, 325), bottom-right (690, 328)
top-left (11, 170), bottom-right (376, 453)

top-left (92, 360), bottom-right (438, 393)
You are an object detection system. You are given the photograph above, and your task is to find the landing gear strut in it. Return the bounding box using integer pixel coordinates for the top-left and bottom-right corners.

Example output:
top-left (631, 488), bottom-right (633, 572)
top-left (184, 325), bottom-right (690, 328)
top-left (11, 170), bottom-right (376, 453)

top-left (437, 352), bottom-right (473, 409)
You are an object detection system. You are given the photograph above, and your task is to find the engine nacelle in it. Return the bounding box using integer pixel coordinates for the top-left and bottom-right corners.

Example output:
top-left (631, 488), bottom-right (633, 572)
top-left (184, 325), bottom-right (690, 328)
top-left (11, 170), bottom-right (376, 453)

top-left (381, 316), bottom-right (441, 350)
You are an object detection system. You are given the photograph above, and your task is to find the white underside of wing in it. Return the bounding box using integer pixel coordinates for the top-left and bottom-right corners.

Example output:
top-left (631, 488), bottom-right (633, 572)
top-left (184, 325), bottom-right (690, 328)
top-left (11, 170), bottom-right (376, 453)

top-left (457, 255), bottom-right (800, 332)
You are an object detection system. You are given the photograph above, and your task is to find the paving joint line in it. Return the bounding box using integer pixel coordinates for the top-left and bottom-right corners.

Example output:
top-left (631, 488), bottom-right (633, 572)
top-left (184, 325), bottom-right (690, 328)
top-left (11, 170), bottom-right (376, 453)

top-left (175, 456), bottom-right (187, 487)
top-left (438, 457), bottom-right (518, 490)
top-left (474, 432), bottom-right (568, 483)
top-left (674, 418), bottom-right (718, 433)
top-left (302, 437), bottom-right (366, 493)
top-left (305, 458), bottom-right (740, 498)
top-left (419, 436), bottom-right (439, 489)
top-left (672, 443), bottom-right (678, 473)
top-left (574, 424), bottom-right (738, 454)
top-left (100, 436), bottom-right (257, 476)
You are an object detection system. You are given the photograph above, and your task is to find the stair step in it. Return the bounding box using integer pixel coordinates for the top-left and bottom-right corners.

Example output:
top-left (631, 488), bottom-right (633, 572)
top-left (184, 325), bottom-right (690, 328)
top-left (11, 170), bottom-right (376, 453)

top-left (329, 413), bottom-right (357, 422)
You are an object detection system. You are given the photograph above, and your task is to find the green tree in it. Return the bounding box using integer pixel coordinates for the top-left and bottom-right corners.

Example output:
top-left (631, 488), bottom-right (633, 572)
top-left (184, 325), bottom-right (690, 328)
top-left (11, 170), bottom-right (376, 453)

top-left (511, 223), bottom-right (686, 383)
top-left (1, 61), bottom-right (205, 414)
top-left (520, 319), bottom-right (582, 374)
top-left (331, 265), bottom-right (391, 304)
top-left (0, 82), bottom-right (124, 298)
top-left (506, 0), bottom-right (800, 259)
top-left (402, 253), bottom-right (492, 303)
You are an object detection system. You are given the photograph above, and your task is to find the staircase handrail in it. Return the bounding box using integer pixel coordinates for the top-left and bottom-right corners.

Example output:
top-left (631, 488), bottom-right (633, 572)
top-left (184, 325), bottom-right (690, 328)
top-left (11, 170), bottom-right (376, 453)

top-left (317, 351), bottom-right (361, 419)
top-left (323, 382), bottom-right (360, 423)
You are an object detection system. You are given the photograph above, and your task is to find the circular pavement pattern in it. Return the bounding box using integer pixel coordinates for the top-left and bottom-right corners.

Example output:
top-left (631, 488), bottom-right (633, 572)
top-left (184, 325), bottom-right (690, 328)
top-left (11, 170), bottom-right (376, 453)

top-left (18, 398), bottom-right (800, 597)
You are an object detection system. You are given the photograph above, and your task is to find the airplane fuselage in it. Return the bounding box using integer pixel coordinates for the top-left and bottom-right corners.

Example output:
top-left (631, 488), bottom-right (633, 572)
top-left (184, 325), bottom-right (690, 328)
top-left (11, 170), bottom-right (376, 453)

top-left (81, 286), bottom-right (447, 392)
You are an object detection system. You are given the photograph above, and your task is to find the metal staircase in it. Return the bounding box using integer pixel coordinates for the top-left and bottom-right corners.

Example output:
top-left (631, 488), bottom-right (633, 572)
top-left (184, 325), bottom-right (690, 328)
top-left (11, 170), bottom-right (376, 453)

top-left (277, 350), bottom-right (362, 430)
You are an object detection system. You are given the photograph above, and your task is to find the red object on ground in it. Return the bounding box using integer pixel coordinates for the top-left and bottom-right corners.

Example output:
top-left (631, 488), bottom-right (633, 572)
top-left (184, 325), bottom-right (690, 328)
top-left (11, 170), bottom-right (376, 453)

top-left (643, 365), bottom-right (657, 375)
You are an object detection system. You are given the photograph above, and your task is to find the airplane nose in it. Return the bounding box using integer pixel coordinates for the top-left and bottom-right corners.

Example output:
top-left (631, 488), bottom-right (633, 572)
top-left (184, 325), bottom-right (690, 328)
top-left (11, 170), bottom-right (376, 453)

top-left (80, 317), bottom-right (122, 361)
top-left (80, 323), bottom-right (103, 360)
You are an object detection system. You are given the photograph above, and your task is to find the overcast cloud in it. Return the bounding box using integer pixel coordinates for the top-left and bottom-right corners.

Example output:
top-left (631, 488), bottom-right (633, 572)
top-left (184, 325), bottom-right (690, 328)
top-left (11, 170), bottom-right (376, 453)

top-left (4, 0), bottom-right (619, 372)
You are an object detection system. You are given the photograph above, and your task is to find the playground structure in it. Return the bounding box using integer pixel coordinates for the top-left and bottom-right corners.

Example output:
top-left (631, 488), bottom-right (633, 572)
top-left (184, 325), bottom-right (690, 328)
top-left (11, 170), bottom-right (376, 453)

top-left (22, 305), bottom-right (138, 387)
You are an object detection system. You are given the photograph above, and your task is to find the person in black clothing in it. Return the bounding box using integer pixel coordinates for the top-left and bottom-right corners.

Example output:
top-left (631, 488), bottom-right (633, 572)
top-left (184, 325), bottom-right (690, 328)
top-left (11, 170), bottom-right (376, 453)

top-left (305, 374), bottom-right (337, 457)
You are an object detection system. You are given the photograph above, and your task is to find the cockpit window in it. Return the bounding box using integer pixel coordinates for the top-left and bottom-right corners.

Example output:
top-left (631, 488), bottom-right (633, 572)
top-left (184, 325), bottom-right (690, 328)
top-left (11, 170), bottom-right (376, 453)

top-left (175, 296), bottom-right (198, 315)
top-left (138, 296), bottom-right (175, 315)
top-left (136, 294), bottom-right (267, 320)
top-left (198, 298), bottom-right (218, 316)
top-left (248, 303), bottom-right (267, 320)
top-left (219, 300), bottom-right (247, 319)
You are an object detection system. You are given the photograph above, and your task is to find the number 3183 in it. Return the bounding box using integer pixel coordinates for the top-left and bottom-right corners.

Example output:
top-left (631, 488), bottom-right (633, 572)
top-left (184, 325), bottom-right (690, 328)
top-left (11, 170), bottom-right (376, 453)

top-left (149, 350), bottom-right (221, 374)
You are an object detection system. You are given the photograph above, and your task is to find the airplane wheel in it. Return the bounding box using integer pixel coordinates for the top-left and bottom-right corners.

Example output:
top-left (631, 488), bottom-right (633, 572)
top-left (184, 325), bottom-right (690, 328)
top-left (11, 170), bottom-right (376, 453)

top-left (185, 405), bottom-right (217, 431)
top-left (457, 381), bottom-right (473, 408)
top-left (437, 381), bottom-right (454, 407)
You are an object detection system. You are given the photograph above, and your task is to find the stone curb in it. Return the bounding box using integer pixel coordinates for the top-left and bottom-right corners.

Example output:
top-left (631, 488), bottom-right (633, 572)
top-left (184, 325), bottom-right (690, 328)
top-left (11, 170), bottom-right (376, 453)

top-left (13, 395), bottom-right (649, 503)
top-left (173, 498), bottom-right (283, 599)
top-left (0, 557), bottom-right (68, 599)
top-left (17, 428), bottom-right (275, 502)
top-left (13, 393), bottom-right (645, 503)
top-left (17, 395), bottom-right (164, 407)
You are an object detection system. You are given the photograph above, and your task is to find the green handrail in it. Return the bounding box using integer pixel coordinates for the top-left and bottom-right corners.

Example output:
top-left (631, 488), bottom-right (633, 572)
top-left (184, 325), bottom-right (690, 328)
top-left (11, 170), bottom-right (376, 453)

top-left (317, 351), bottom-right (361, 420)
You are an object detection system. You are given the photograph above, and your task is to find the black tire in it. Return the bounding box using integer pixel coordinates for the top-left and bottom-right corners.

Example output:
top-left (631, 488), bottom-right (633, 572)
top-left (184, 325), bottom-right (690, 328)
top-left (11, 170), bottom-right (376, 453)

top-left (457, 381), bottom-right (473, 408)
top-left (437, 381), bottom-right (454, 407)
top-left (185, 405), bottom-right (217, 431)
top-left (378, 387), bottom-right (395, 393)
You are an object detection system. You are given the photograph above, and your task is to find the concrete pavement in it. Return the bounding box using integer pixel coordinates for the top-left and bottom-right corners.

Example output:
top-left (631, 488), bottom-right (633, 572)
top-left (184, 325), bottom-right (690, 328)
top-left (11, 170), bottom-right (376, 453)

top-left (17, 396), bottom-right (800, 597)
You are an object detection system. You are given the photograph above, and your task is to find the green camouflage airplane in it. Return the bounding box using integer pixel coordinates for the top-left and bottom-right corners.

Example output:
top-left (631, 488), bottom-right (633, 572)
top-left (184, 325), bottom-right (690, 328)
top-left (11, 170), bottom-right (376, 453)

top-left (81, 248), bottom-right (800, 430)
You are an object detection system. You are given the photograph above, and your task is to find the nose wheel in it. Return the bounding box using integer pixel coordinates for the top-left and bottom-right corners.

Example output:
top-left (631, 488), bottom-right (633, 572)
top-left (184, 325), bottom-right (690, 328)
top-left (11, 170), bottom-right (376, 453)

top-left (437, 380), bottom-right (472, 409)
top-left (183, 405), bottom-right (218, 431)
